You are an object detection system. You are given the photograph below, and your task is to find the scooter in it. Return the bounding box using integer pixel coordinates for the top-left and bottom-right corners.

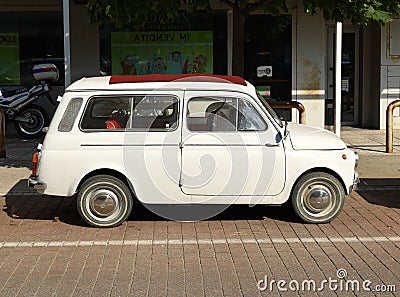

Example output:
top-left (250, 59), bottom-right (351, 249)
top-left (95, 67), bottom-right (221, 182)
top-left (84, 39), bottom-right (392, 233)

top-left (0, 63), bottom-right (59, 139)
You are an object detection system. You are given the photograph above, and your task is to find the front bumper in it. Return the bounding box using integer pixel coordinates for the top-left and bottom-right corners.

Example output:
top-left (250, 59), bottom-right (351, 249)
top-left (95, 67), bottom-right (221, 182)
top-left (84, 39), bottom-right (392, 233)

top-left (28, 175), bottom-right (47, 192)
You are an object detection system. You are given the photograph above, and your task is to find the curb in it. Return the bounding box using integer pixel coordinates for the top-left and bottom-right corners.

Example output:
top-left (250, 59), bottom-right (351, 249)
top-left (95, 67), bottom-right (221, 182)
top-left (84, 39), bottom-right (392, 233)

top-left (0, 191), bottom-right (42, 197)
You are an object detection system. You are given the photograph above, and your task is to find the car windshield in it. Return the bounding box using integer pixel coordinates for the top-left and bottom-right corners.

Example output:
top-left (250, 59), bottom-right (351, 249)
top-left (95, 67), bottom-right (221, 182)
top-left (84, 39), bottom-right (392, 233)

top-left (256, 91), bottom-right (283, 128)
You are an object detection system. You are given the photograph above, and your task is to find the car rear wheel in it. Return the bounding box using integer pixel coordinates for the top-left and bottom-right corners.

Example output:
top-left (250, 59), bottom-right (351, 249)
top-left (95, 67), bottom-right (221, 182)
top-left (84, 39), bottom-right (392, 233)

top-left (77, 175), bottom-right (133, 227)
top-left (291, 172), bottom-right (345, 223)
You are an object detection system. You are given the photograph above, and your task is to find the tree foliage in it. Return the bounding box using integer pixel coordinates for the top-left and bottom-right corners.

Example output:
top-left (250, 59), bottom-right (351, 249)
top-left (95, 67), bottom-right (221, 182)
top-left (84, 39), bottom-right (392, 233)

top-left (87, 0), bottom-right (205, 29)
top-left (304, 0), bottom-right (400, 24)
top-left (87, 0), bottom-right (400, 28)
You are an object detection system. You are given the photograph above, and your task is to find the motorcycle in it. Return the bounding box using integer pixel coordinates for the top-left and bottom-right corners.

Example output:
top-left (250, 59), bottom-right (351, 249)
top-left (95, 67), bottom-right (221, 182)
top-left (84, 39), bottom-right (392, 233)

top-left (0, 63), bottom-right (59, 139)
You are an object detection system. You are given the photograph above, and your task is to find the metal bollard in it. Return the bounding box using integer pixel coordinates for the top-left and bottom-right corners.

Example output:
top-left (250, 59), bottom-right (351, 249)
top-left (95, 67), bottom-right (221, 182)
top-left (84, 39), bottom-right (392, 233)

top-left (0, 109), bottom-right (6, 158)
top-left (386, 99), bottom-right (400, 153)
top-left (268, 101), bottom-right (306, 124)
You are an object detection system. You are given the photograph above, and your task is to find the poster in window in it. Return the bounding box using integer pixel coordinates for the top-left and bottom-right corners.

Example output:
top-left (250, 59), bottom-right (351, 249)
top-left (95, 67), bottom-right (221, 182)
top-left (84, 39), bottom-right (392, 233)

top-left (0, 33), bottom-right (20, 85)
top-left (111, 31), bottom-right (213, 75)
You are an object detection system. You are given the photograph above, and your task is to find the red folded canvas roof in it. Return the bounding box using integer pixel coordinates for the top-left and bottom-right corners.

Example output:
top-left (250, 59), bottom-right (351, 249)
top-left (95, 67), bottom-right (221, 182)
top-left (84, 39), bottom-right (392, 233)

top-left (109, 74), bottom-right (247, 86)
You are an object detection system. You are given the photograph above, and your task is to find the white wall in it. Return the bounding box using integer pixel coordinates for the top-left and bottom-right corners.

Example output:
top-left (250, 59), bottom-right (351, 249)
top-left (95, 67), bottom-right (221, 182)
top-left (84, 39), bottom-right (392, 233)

top-left (380, 18), bottom-right (400, 129)
top-left (292, 1), bottom-right (326, 128)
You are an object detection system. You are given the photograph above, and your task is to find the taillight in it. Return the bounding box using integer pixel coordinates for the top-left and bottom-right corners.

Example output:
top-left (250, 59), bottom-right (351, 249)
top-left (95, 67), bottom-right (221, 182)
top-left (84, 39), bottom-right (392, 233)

top-left (32, 152), bottom-right (39, 176)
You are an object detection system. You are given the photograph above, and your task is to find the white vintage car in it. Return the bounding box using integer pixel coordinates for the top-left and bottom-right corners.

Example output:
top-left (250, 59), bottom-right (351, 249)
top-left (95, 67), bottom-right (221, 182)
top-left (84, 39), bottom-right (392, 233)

top-left (29, 74), bottom-right (359, 227)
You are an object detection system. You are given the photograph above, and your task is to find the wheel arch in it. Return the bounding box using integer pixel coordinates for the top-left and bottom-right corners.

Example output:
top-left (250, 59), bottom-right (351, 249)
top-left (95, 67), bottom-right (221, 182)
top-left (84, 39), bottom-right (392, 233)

top-left (76, 168), bottom-right (138, 199)
top-left (291, 167), bottom-right (347, 198)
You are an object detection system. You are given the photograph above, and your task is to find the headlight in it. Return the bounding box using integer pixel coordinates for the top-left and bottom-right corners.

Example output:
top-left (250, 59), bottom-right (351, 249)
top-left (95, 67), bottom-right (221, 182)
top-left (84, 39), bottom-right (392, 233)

top-left (354, 152), bottom-right (359, 168)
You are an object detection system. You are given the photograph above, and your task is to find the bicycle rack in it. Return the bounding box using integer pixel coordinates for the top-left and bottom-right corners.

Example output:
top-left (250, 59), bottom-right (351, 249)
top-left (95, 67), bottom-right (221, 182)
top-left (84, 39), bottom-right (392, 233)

top-left (268, 101), bottom-right (306, 125)
top-left (386, 99), bottom-right (400, 153)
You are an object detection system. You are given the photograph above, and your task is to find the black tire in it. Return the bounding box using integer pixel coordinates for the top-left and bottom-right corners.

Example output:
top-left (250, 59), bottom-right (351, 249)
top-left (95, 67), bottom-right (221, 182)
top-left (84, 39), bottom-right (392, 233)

top-left (291, 172), bottom-right (345, 223)
top-left (14, 104), bottom-right (49, 139)
top-left (77, 175), bottom-right (133, 227)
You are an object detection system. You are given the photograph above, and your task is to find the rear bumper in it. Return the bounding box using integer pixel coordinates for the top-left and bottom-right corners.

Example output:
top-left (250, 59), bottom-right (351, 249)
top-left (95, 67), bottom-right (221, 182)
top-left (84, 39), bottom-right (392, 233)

top-left (349, 171), bottom-right (359, 193)
top-left (28, 175), bottom-right (47, 192)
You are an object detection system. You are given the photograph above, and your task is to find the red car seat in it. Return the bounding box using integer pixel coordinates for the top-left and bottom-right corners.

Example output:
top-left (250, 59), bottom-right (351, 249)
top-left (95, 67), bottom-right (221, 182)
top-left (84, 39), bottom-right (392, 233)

top-left (105, 120), bottom-right (121, 129)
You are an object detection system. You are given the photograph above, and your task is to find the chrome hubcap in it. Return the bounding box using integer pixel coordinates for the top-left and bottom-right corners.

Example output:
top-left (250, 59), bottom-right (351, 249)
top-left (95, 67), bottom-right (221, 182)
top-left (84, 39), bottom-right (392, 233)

top-left (303, 185), bottom-right (332, 214)
top-left (89, 189), bottom-right (119, 217)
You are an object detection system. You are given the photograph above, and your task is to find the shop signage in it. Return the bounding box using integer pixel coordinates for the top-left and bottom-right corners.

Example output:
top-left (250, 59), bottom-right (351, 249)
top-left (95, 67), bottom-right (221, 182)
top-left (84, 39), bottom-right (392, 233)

top-left (111, 31), bottom-right (213, 75)
top-left (0, 33), bottom-right (20, 85)
top-left (257, 65), bottom-right (272, 78)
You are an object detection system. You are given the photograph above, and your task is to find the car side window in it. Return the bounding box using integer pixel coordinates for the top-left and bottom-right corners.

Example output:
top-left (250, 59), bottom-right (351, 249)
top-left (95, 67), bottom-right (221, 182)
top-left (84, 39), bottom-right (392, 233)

top-left (187, 97), bottom-right (267, 132)
top-left (131, 96), bottom-right (178, 131)
top-left (80, 95), bottom-right (178, 131)
top-left (81, 97), bottom-right (131, 130)
top-left (237, 100), bottom-right (267, 131)
top-left (187, 97), bottom-right (237, 132)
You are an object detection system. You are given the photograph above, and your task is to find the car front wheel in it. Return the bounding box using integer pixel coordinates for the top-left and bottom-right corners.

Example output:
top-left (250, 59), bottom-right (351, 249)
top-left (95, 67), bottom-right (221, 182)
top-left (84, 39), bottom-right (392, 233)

top-left (291, 172), bottom-right (345, 223)
top-left (77, 175), bottom-right (133, 227)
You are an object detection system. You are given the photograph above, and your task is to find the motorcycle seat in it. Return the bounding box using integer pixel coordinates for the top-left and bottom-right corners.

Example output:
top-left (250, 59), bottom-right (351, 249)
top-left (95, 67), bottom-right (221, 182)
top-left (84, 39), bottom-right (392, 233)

top-left (0, 87), bottom-right (29, 98)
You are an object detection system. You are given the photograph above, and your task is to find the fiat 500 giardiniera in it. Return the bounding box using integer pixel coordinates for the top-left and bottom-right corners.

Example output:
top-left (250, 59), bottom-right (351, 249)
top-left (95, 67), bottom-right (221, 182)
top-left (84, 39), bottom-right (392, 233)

top-left (28, 74), bottom-right (359, 227)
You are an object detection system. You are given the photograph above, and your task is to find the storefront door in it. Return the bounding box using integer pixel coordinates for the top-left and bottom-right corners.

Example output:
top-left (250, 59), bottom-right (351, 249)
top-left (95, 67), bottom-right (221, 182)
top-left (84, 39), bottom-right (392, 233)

top-left (326, 27), bottom-right (360, 126)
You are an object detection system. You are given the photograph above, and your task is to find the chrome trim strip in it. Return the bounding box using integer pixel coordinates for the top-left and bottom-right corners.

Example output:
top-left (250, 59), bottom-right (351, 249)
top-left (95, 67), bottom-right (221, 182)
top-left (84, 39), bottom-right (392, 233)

top-left (80, 144), bottom-right (178, 147)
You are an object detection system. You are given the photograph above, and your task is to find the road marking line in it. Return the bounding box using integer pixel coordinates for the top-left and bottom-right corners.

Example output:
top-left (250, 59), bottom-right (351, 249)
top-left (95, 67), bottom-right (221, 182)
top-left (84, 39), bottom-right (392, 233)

top-left (0, 236), bottom-right (398, 248)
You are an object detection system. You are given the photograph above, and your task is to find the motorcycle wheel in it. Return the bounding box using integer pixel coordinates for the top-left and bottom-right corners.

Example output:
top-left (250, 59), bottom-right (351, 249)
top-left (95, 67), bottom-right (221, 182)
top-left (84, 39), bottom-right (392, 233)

top-left (14, 105), bottom-right (49, 139)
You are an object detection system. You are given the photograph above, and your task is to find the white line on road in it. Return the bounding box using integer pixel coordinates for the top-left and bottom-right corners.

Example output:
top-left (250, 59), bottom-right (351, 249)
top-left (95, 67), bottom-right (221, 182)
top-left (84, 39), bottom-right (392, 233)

top-left (0, 236), bottom-right (399, 248)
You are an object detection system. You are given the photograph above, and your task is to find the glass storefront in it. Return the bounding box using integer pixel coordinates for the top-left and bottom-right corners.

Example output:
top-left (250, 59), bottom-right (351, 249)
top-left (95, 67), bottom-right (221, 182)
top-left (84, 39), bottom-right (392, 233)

top-left (244, 14), bottom-right (292, 101)
top-left (326, 28), bottom-right (360, 126)
top-left (99, 11), bottom-right (227, 76)
top-left (0, 11), bottom-right (64, 86)
top-left (245, 14), bottom-right (292, 120)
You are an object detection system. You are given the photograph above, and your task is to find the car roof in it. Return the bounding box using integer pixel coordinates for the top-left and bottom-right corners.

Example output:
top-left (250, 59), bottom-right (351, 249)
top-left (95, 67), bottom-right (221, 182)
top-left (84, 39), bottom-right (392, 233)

top-left (109, 74), bottom-right (247, 85)
top-left (66, 74), bottom-right (254, 94)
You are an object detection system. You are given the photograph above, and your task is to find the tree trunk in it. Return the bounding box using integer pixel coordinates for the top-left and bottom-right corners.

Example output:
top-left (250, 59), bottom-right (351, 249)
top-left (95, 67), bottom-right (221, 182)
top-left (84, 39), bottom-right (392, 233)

top-left (232, 7), bottom-right (246, 77)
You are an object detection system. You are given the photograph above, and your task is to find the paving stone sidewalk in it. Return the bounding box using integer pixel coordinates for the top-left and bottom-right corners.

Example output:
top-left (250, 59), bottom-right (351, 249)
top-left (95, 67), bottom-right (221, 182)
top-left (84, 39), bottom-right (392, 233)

top-left (0, 128), bottom-right (399, 296)
top-left (0, 189), bottom-right (398, 296)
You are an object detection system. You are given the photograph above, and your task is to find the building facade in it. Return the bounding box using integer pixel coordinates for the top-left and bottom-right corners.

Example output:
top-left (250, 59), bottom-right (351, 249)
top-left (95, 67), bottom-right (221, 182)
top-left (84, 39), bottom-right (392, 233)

top-left (1, 0), bottom-right (399, 129)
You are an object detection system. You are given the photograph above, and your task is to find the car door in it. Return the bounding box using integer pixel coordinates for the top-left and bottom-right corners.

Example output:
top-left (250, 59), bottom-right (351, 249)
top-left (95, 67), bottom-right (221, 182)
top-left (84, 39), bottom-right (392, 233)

top-left (120, 91), bottom-right (189, 204)
top-left (180, 90), bottom-right (285, 202)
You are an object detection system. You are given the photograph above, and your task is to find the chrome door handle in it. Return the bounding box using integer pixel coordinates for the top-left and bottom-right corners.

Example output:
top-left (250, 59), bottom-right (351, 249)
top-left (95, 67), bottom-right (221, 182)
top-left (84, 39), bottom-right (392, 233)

top-left (265, 143), bottom-right (280, 147)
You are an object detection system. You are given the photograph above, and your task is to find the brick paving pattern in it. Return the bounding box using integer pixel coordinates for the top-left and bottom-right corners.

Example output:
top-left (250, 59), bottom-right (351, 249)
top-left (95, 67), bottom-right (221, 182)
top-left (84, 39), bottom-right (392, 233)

top-left (0, 188), bottom-right (398, 296)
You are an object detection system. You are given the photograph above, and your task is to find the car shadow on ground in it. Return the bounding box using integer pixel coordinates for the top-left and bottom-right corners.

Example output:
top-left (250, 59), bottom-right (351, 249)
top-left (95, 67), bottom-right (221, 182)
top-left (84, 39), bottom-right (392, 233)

top-left (356, 178), bottom-right (400, 209)
top-left (0, 134), bottom-right (41, 169)
top-left (3, 180), bottom-right (302, 227)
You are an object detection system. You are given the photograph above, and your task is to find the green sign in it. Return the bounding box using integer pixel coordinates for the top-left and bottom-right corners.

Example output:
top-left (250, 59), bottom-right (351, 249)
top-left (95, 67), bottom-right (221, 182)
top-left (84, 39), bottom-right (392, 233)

top-left (111, 31), bottom-right (213, 75)
top-left (0, 33), bottom-right (20, 85)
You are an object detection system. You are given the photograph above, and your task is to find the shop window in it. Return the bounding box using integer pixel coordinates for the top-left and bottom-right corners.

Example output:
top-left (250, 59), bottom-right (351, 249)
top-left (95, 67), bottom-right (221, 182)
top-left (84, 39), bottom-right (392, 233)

top-left (0, 11), bottom-right (64, 86)
top-left (99, 11), bottom-right (227, 76)
top-left (244, 14), bottom-right (292, 120)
